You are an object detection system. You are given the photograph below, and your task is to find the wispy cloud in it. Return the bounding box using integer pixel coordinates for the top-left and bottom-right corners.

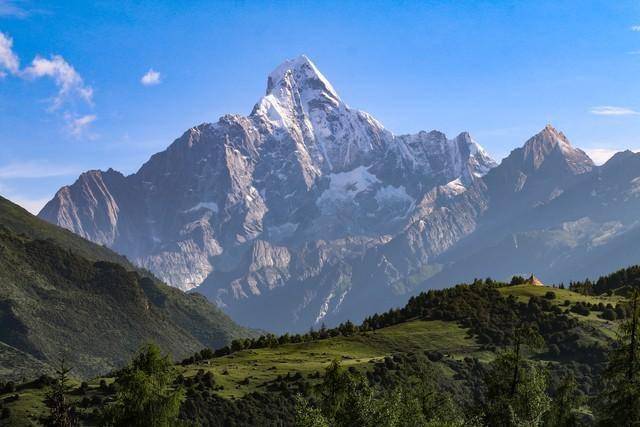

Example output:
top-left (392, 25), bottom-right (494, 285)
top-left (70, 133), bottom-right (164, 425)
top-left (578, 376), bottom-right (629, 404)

top-left (65, 113), bottom-right (97, 138)
top-left (8, 196), bottom-right (51, 214)
top-left (631, 25), bottom-right (640, 32)
top-left (0, 0), bottom-right (28, 18)
top-left (0, 160), bottom-right (79, 213)
top-left (141, 68), bottom-right (161, 86)
top-left (0, 160), bottom-right (79, 179)
top-left (22, 55), bottom-right (93, 109)
top-left (0, 181), bottom-right (50, 214)
top-left (1, 31), bottom-right (97, 135)
top-left (584, 148), bottom-right (640, 165)
top-left (589, 106), bottom-right (640, 116)
top-left (585, 148), bottom-right (621, 165)
top-left (0, 32), bottom-right (20, 76)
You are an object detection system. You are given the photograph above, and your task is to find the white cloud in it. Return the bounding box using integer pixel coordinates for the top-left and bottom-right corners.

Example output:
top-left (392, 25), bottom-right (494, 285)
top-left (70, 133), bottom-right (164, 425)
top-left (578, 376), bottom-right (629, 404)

top-left (7, 196), bottom-right (51, 214)
top-left (584, 148), bottom-right (640, 165)
top-left (0, 0), bottom-right (28, 17)
top-left (65, 113), bottom-right (97, 138)
top-left (0, 160), bottom-right (79, 179)
top-left (0, 181), bottom-right (48, 214)
top-left (141, 68), bottom-right (161, 86)
top-left (589, 106), bottom-right (640, 116)
top-left (631, 25), bottom-right (640, 32)
top-left (0, 31), bottom-right (20, 75)
top-left (22, 54), bottom-right (93, 109)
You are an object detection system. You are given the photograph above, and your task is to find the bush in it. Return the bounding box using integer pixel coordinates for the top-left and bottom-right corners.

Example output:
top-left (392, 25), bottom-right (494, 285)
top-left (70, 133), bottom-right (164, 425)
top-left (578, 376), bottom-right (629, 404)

top-left (570, 304), bottom-right (590, 316)
top-left (545, 291), bottom-right (557, 300)
top-left (601, 308), bottom-right (617, 321)
top-left (77, 381), bottom-right (89, 394)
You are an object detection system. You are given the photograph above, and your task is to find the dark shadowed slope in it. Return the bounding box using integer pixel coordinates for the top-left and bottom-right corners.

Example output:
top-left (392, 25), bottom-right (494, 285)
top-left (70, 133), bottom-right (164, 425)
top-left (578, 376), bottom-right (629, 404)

top-left (0, 196), bottom-right (257, 381)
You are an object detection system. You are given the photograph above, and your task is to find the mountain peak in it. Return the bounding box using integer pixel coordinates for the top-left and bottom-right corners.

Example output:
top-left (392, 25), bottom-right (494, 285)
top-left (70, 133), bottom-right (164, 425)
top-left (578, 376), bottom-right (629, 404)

top-left (520, 124), bottom-right (592, 172)
top-left (265, 54), bottom-right (341, 103)
top-left (252, 55), bottom-right (344, 129)
top-left (251, 55), bottom-right (389, 171)
top-left (531, 124), bottom-right (570, 146)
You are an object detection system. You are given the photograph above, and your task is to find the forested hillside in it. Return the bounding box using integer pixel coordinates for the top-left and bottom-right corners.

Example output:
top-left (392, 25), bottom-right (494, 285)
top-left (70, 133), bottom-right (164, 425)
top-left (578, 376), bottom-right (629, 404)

top-left (0, 196), bottom-right (257, 381)
top-left (3, 269), bottom-right (639, 425)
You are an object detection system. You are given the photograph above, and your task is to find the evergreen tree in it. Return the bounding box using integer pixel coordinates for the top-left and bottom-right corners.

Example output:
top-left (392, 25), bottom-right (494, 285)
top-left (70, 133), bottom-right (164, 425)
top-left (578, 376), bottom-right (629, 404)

top-left (44, 358), bottom-right (78, 427)
top-left (101, 343), bottom-right (185, 427)
top-left (389, 371), bottom-right (461, 427)
top-left (481, 324), bottom-right (551, 426)
top-left (596, 289), bottom-right (640, 425)
top-left (296, 360), bottom-right (462, 427)
top-left (294, 394), bottom-right (329, 427)
top-left (544, 374), bottom-right (581, 427)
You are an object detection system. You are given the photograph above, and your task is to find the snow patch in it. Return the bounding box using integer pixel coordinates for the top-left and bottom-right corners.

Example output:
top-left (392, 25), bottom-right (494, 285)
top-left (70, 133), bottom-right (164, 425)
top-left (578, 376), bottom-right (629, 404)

top-left (315, 291), bottom-right (335, 324)
top-left (316, 166), bottom-right (380, 208)
top-left (184, 202), bottom-right (219, 213)
top-left (374, 185), bottom-right (414, 206)
top-left (440, 178), bottom-right (467, 197)
top-left (628, 177), bottom-right (640, 196)
top-left (267, 222), bottom-right (299, 239)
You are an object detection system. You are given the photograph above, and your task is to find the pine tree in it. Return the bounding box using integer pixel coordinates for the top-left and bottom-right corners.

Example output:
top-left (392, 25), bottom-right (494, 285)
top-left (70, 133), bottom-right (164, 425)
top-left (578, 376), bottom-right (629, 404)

top-left (101, 343), bottom-right (185, 427)
top-left (596, 288), bottom-right (640, 424)
top-left (482, 324), bottom-right (551, 426)
top-left (44, 358), bottom-right (78, 427)
top-left (294, 394), bottom-right (329, 427)
top-left (296, 360), bottom-right (462, 427)
top-left (544, 373), bottom-right (581, 427)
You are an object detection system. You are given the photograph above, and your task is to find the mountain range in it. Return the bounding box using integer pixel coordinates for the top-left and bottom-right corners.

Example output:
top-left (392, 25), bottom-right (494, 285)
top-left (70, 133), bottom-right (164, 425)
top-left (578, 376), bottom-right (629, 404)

top-left (38, 55), bottom-right (640, 332)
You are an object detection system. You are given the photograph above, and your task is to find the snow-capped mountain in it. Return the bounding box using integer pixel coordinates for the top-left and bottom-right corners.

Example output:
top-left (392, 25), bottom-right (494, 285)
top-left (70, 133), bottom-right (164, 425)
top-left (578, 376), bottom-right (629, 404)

top-left (39, 55), bottom-right (496, 330)
top-left (39, 55), bottom-right (640, 332)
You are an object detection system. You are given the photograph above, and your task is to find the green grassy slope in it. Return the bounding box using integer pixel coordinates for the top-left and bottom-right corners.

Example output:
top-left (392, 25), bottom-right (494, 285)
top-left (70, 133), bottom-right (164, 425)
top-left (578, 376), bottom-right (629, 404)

top-left (0, 197), bottom-right (132, 268)
top-left (498, 284), bottom-right (621, 338)
top-left (0, 203), bottom-right (630, 426)
top-left (1, 280), bottom-right (622, 425)
top-left (498, 284), bottom-right (622, 305)
top-left (184, 319), bottom-right (478, 398)
top-left (0, 319), bottom-right (477, 425)
top-left (0, 196), bottom-right (257, 382)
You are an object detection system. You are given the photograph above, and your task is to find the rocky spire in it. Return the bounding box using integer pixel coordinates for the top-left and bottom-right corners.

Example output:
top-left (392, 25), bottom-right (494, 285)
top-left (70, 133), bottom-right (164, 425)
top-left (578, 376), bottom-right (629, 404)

top-left (520, 124), bottom-right (593, 173)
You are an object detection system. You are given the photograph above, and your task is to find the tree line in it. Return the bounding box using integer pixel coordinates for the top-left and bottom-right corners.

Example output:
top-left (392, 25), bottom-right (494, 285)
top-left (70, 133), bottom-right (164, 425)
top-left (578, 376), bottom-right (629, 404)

top-left (11, 267), bottom-right (640, 425)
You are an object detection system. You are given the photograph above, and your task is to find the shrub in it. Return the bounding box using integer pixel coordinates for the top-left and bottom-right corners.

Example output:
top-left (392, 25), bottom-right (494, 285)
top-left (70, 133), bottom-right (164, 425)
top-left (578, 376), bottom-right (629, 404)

top-left (570, 304), bottom-right (590, 316)
top-left (77, 381), bottom-right (89, 394)
top-left (601, 308), bottom-right (617, 321)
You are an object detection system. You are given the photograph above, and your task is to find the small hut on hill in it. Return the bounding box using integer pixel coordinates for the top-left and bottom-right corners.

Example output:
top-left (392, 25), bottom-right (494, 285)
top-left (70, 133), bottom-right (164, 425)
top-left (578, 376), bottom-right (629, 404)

top-left (525, 274), bottom-right (544, 286)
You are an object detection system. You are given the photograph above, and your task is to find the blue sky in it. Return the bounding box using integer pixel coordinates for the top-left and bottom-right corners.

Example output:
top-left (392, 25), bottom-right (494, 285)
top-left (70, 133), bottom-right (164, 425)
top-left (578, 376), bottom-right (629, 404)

top-left (1, 0), bottom-right (640, 213)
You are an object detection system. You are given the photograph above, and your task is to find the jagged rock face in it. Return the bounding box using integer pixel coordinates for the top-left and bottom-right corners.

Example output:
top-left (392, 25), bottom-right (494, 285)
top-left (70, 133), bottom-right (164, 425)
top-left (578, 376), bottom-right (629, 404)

top-left (42, 55), bottom-right (640, 333)
top-left (483, 124), bottom-right (594, 212)
top-left (39, 55), bottom-right (499, 331)
top-left (425, 135), bottom-right (640, 296)
top-left (40, 56), bottom-right (640, 331)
